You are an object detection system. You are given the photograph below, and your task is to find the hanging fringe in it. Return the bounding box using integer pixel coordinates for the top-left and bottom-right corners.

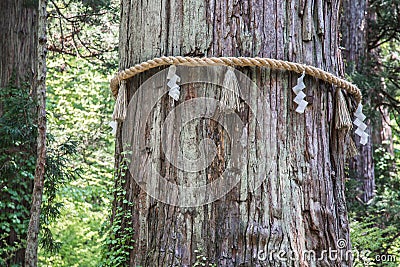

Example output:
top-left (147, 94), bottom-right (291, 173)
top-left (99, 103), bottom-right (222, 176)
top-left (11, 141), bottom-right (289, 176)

top-left (109, 121), bottom-right (117, 136)
top-left (335, 89), bottom-right (352, 130)
top-left (354, 103), bottom-right (369, 145)
top-left (167, 65), bottom-right (181, 101)
top-left (221, 67), bottom-right (240, 113)
top-left (292, 72), bottom-right (308, 113)
top-left (347, 136), bottom-right (359, 158)
top-left (112, 80), bottom-right (127, 122)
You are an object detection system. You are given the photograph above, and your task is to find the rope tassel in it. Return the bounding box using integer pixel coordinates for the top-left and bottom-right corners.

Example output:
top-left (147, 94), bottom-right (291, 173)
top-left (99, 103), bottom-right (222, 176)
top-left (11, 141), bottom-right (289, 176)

top-left (335, 89), bottom-right (352, 130)
top-left (112, 80), bottom-right (127, 122)
top-left (221, 67), bottom-right (240, 113)
top-left (347, 136), bottom-right (359, 158)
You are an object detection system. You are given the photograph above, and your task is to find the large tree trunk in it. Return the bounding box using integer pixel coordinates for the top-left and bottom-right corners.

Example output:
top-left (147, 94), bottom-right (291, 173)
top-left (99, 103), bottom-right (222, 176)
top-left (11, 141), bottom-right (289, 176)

top-left (112, 0), bottom-right (352, 266)
top-left (0, 0), bottom-right (38, 265)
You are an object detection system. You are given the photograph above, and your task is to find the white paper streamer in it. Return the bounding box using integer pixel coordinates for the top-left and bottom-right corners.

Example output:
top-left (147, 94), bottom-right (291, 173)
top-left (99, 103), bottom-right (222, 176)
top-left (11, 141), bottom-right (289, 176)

top-left (354, 103), bottom-right (368, 145)
top-left (109, 121), bottom-right (117, 136)
top-left (167, 65), bottom-right (181, 101)
top-left (292, 72), bottom-right (308, 113)
top-left (221, 67), bottom-right (241, 113)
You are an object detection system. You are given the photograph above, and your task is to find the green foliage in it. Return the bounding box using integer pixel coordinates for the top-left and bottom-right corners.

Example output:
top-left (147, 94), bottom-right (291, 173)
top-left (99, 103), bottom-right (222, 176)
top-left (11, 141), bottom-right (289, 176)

top-left (0, 80), bottom-right (37, 265)
top-left (0, 76), bottom-right (83, 265)
top-left (351, 220), bottom-right (399, 266)
top-left (368, 0), bottom-right (400, 49)
top-left (40, 136), bottom-right (81, 253)
top-left (47, 0), bottom-right (119, 66)
top-left (347, 145), bottom-right (400, 266)
top-left (379, 42), bottom-right (400, 128)
top-left (345, 23), bottom-right (400, 263)
top-left (0, 69), bottom-right (85, 267)
top-left (39, 198), bottom-right (109, 267)
top-left (80, 0), bottom-right (112, 12)
top-left (35, 0), bottom-right (118, 264)
top-left (38, 54), bottom-right (115, 266)
top-left (0, 80), bottom-right (37, 151)
top-left (100, 155), bottom-right (135, 267)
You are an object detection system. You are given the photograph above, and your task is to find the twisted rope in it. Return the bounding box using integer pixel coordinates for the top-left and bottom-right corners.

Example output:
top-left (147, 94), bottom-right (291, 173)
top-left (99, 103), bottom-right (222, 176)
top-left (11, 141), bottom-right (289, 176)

top-left (110, 56), bottom-right (362, 104)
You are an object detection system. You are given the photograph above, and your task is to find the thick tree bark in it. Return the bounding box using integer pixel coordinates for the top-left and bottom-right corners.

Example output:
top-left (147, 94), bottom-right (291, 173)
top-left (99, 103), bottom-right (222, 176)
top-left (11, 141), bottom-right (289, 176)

top-left (25, 0), bottom-right (47, 266)
top-left (0, 1), bottom-right (38, 88)
top-left (0, 0), bottom-right (38, 265)
top-left (113, 0), bottom-right (352, 266)
top-left (340, 0), bottom-right (367, 71)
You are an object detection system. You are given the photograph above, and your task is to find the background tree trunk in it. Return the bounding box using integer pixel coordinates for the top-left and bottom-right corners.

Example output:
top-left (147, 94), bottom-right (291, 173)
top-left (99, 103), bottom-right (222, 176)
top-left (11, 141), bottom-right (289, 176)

top-left (113, 0), bottom-right (352, 266)
top-left (0, 0), bottom-right (38, 265)
top-left (366, 4), bottom-right (394, 157)
top-left (0, 0), bottom-right (38, 89)
top-left (25, 0), bottom-right (47, 265)
top-left (340, 0), bottom-right (375, 203)
top-left (341, 0), bottom-right (395, 203)
top-left (340, 0), bottom-right (367, 70)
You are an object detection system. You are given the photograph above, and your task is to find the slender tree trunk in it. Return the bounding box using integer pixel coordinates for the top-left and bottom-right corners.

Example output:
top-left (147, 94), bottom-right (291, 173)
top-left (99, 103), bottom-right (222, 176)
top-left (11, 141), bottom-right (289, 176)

top-left (0, 0), bottom-right (38, 88)
top-left (367, 7), bottom-right (394, 157)
top-left (341, 0), bottom-right (394, 203)
top-left (340, 0), bottom-right (375, 203)
top-left (0, 1), bottom-right (38, 265)
top-left (373, 84), bottom-right (394, 155)
top-left (25, 0), bottom-right (47, 266)
top-left (113, 1), bottom-right (352, 266)
top-left (340, 0), bottom-right (367, 71)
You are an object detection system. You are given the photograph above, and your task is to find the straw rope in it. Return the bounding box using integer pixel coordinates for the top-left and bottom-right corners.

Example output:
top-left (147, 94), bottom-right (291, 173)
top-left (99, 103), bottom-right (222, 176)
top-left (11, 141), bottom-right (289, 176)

top-left (110, 56), bottom-right (362, 104)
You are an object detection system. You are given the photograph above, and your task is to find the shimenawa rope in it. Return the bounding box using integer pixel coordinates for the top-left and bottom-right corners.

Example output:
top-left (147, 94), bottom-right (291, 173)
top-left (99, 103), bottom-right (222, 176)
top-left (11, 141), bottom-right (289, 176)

top-left (109, 56), bottom-right (362, 104)
top-left (109, 56), bottom-right (367, 148)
